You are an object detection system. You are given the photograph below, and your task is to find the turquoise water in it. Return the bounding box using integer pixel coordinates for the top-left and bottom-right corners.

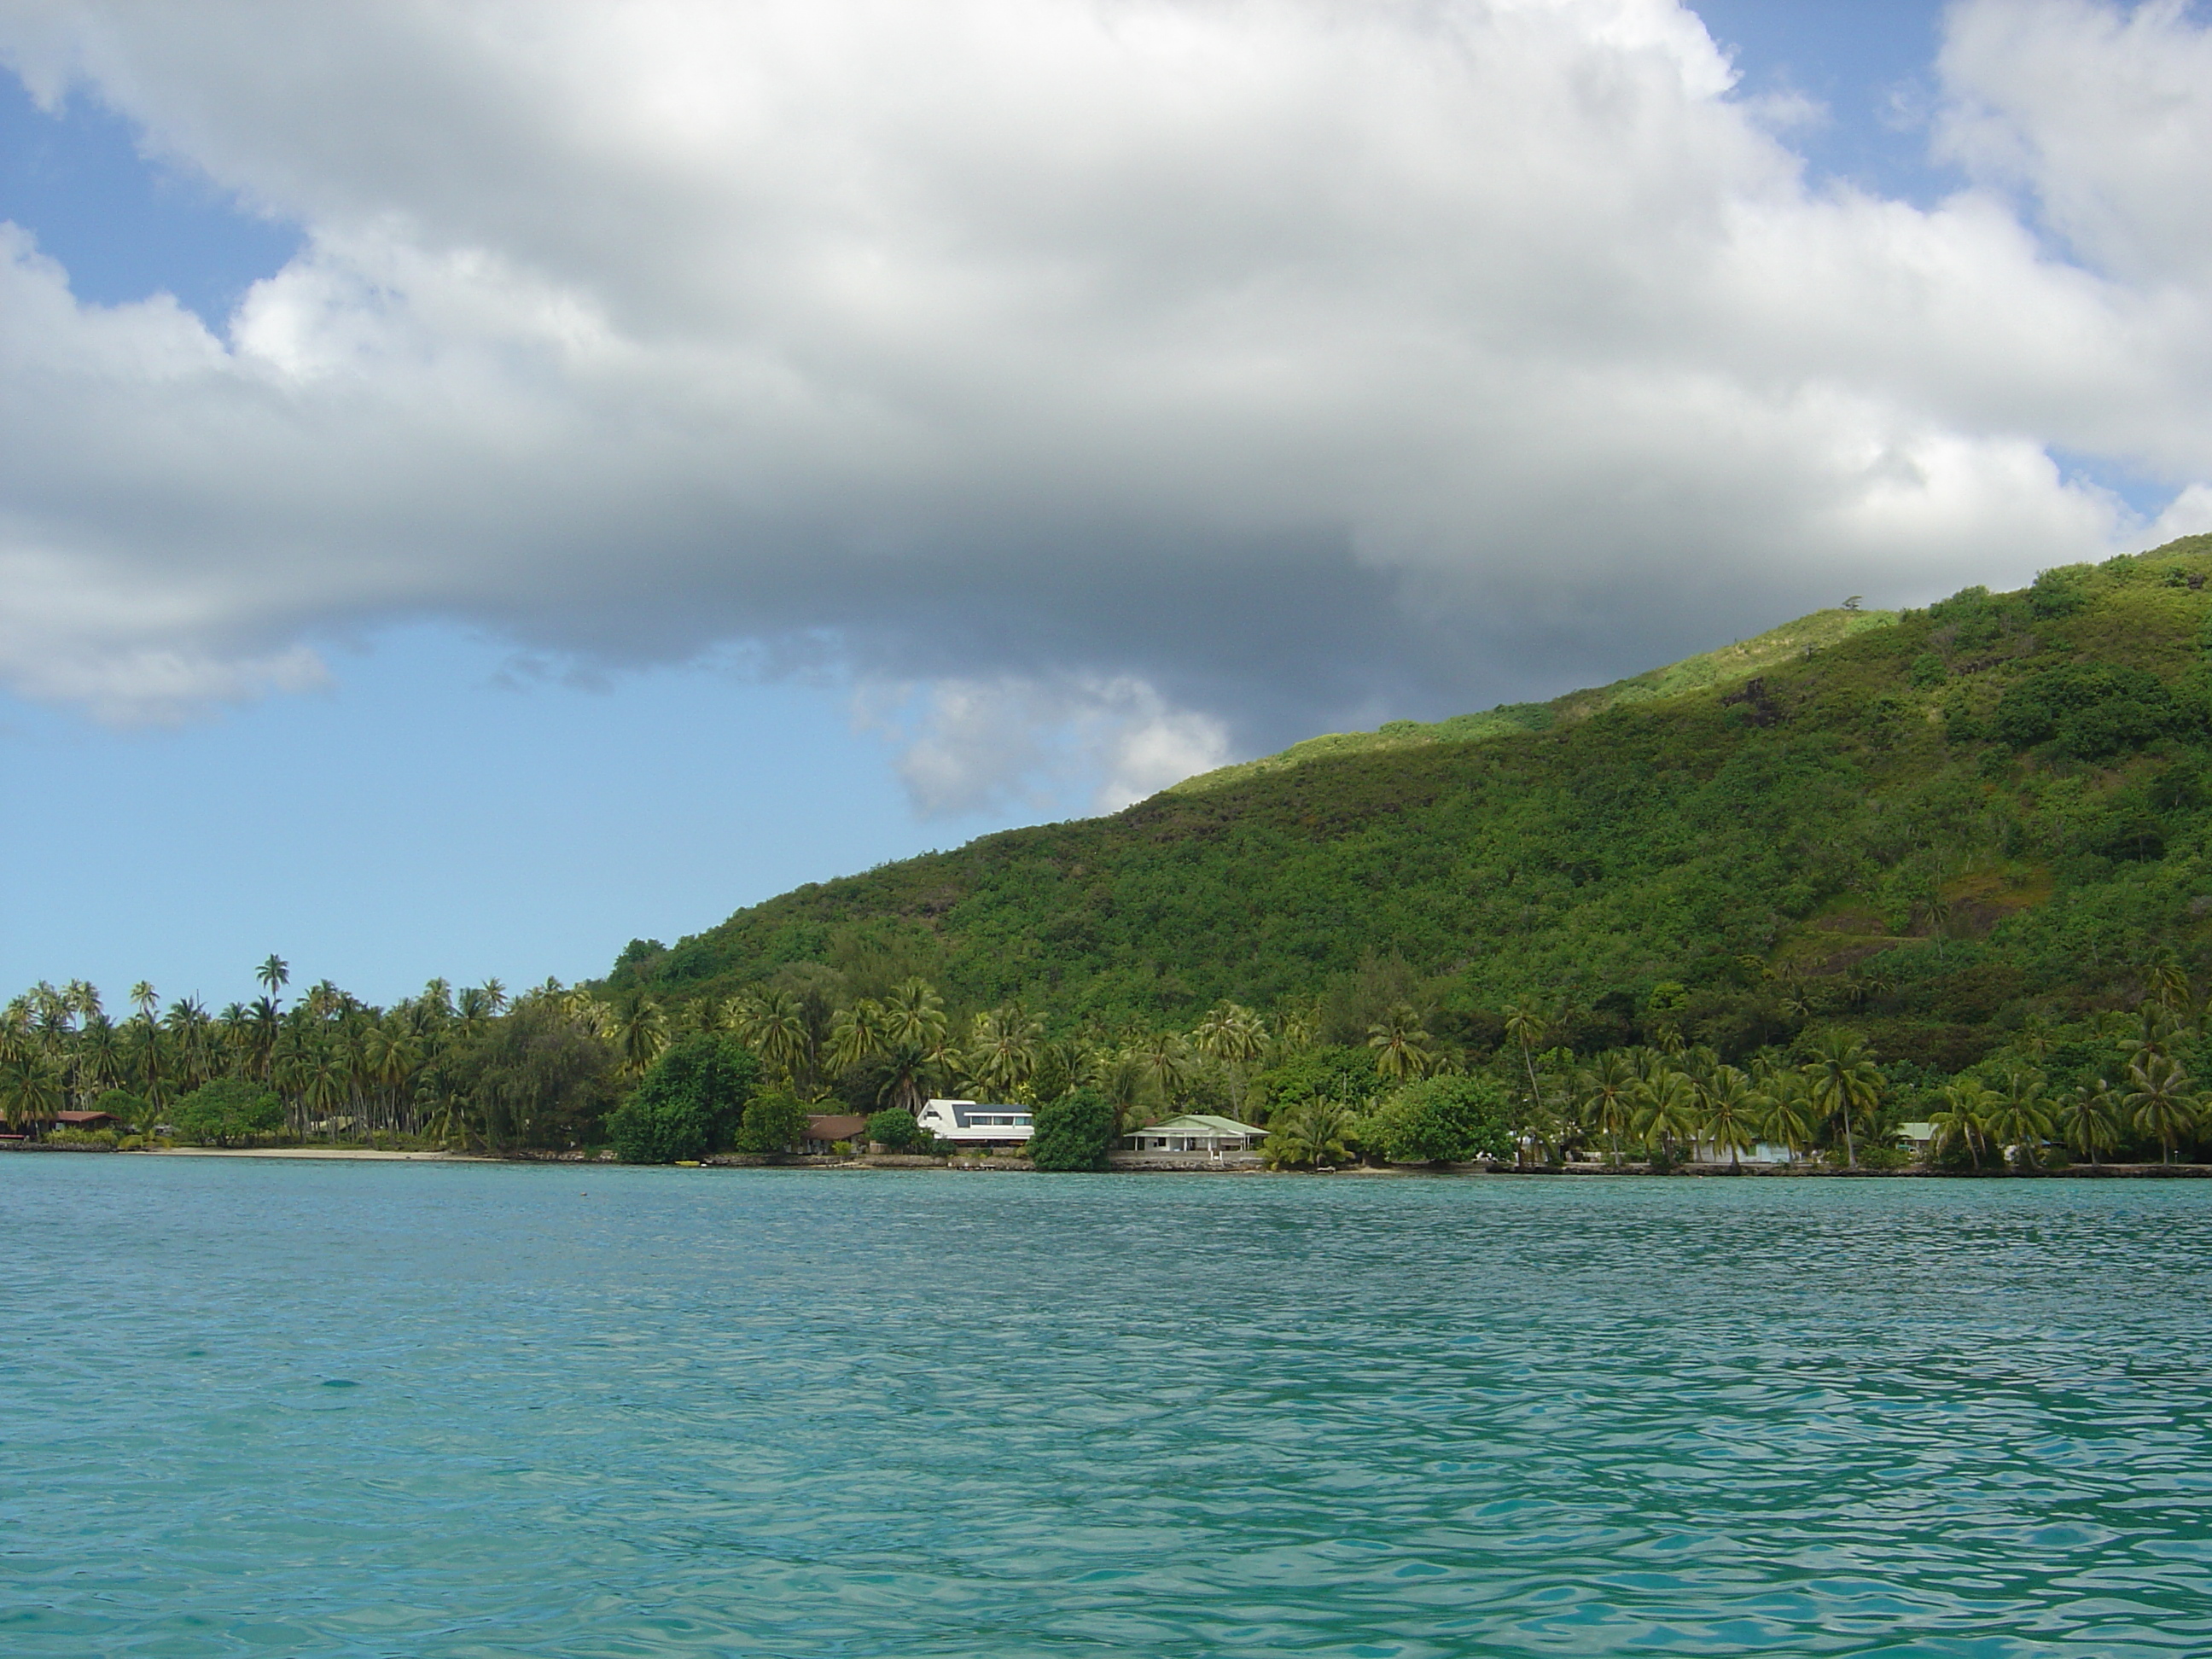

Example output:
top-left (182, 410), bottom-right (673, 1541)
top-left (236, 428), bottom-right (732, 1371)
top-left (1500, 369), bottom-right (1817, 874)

top-left (5, 1161), bottom-right (2212, 1657)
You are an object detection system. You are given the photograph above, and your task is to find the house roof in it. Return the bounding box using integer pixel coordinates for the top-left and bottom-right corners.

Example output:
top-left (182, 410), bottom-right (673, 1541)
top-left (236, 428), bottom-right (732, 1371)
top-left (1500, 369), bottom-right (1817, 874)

top-left (1131, 1114), bottom-right (1267, 1138)
top-left (805, 1115), bottom-right (869, 1140)
top-left (52, 1110), bottom-right (120, 1126)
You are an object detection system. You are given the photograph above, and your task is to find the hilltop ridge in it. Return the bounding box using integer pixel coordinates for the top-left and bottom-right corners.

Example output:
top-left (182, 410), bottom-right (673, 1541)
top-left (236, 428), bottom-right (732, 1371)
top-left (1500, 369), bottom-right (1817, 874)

top-left (1170, 605), bottom-right (1898, 795)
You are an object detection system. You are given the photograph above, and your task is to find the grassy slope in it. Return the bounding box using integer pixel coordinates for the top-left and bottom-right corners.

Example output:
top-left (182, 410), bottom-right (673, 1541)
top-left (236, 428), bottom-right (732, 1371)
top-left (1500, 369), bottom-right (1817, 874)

top-left (618, 538), bottom-right (2212, 1072)
top-left (1168, 605), bottom-right (1899, 795)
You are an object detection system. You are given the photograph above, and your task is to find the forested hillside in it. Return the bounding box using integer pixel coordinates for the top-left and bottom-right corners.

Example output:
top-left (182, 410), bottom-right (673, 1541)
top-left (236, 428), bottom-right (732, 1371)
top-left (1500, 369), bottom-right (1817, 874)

top-left (613, 538), bottom-right (2212, 1081)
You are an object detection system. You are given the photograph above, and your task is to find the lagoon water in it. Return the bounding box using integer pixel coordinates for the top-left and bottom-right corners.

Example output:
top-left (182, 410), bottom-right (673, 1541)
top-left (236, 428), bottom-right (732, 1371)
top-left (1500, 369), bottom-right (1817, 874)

top-left (5, 1161), bottom-right (2212, 1657)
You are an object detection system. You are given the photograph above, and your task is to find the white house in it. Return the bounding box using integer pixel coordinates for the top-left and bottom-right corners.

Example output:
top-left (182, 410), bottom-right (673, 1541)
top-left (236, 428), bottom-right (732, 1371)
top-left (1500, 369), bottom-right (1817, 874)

top-left (1121, 1115), bottom-right (1269, 1156)
top-left (917, 1098), bottom-right (1034, 1149)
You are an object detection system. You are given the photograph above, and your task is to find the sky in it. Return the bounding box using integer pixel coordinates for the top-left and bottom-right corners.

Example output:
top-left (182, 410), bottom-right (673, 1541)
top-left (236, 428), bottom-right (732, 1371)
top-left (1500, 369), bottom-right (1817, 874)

top-left (4, 0), bottom-right (2212, 1010)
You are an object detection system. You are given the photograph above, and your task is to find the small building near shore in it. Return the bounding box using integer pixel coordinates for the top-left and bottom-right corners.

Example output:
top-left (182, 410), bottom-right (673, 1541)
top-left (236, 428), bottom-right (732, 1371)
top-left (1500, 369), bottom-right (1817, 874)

top-left (1122, 1115), bottom-right (1268, 1156)
top-left (802, 1114), bottom-right (869, 1155)
top-left (917, 1098), bottom-right (1033, 1150)
top-left (49, 1109), bottom-right (122, 1132)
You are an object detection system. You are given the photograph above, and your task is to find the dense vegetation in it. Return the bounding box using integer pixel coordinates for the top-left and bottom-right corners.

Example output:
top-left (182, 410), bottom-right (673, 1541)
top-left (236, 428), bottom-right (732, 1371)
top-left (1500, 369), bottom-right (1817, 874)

top-left (12, 539), bottom-right (2212, 1169)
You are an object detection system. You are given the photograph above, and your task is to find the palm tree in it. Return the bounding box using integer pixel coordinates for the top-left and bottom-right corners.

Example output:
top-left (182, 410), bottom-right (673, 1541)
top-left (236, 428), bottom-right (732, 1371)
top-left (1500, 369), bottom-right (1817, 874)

top-left (1635, 1068), bottom-right (1701, 1163)
top-left (1928, 1080), bottom-right (1994, 1169)
top-left (2143, 952), bottom-right (2193, 1017)
top-left (829, 998), bottom-right (890, 1074)
top-left (0, 1055), bottom-right (61, 1132)
top-left (1575, 1051), bottom-right (1640, 1165)
top-left (1502, 999), bottom-right (1550, 1114)
top-left (1130, 1028), bottom-right (1191, 1109)
top-left (2057, 1078), bottom-right (2121, 1167)
top-left (2124, 1051), bottom-right (2199, 1164)
top-left (1367, 1002), bottom-right (1435, 1082)
top-left (736, 989), bottom-right (809, 1082)
top-left (969, 1006), bottom-right (1044, 1100)
top-left (1097, 1051), bottom-right (1160, 1134)
top-left (612, 998), bottom-right (669, 1080)
top-left (1260, 1097), bottom-right (1353, 1169)
top-left (1698, 1064), bottom-right (1761, 1171)
top-left (1800, 1028), bottom-right (1883, 1168)
top-left (130, 981), bottom-right (159, 1024)
top-left (882, 979), bottom-right (949, 1051)
top-left (254, 957), bottom-right (288, 1013)
top-left (1754, 1068), bottom-right (1818, 1161)
top-left (1982, 1067), bottom-right (2052, 1169)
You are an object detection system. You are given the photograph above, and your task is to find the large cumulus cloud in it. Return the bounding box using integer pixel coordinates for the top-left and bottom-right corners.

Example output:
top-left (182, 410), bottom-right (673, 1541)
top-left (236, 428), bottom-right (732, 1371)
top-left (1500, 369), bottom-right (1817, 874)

top-left (3, 0), bottom-right (2210, 809)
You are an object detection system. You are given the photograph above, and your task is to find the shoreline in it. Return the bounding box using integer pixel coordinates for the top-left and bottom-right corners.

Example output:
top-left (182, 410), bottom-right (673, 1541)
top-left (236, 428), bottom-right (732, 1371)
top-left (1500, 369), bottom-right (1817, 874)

top-left (5, 1144), bottom-right (2209, 1178)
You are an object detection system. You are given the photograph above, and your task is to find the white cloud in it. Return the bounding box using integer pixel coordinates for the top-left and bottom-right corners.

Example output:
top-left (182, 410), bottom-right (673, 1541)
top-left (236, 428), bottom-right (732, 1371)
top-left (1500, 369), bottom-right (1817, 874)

top-left (860, 674), bottom-right (1230, 817)
top-left (0, 1), bottom-right (2209, 807)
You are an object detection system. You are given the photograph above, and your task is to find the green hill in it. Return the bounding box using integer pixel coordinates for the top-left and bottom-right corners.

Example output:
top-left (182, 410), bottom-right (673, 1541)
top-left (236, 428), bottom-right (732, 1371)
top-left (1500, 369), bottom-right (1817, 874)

top-left (613, 536), bottom-right (2212, 1076)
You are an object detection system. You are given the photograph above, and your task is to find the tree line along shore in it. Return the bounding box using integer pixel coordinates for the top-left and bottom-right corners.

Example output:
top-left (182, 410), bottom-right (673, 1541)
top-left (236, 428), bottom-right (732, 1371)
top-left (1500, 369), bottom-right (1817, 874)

top-left (6, 946), bottom-right (2210, 1175)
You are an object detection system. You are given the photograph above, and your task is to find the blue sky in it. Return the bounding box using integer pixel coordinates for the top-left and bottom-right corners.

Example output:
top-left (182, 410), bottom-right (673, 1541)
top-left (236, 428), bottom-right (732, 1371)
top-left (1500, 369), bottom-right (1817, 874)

top-left (2, 0), bottom-right (2207, 1010)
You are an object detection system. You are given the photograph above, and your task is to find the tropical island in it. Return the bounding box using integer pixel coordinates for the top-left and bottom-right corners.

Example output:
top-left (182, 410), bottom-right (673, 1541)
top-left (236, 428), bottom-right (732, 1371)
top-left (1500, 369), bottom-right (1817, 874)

top-left (10, 538), bottom-right (2212, 1176)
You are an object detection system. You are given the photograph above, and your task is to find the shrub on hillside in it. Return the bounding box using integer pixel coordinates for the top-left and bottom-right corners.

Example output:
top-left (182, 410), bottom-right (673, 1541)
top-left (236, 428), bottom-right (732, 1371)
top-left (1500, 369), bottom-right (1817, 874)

top-left (1027, 1087), bottom-right (1116, 1172)
top-left (1994, 663), bottom-right (2182, 760)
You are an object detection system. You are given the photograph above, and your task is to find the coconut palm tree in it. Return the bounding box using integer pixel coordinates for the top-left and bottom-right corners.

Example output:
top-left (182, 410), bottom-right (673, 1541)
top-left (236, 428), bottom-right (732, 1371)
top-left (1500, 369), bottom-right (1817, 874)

top-left (2057, 1078), bottom-right (2121, 1167)
top-left (253, 957), bottom-right (287, 1013)
top-left (1698, 1064), bottom-right (1761, 1171)
top-left (1928, 1080), bottom-right (1995, 1169)
top-left (0, 1054), bottom-right (61, 1133)
top-left (1502, 1000), bottom-right (1550, 1113)
top-left (968, 1005), bottom-right (1044, 1100)
top-left (882, 979), bottom-right (949, 1050)
top-left (1982, 1067), bottom-right (2053, 1169)
top-left (2124, 1051), bottom-right (2199, 1164)
top-left (2143, 952), bottom-right (2193, 1017)
top-left (1635, 1068), bottom-right (1702, 1162)
top-left (737, 989), bottom-right (810, 1084)
top-left (1575, 1051), bottom-right (1640, 1165)
top-left (1127, 1028), bottom-right (1191, 1109)
top-left (1754, 1068), bottom-right (1818, 1161)
top-left (611, 998), bottom-right (669, 1080)
top-left (829, 998), bottom-right (890, 1074)
top-left (1260, 1097), bottom-right (1353, 1170)
top-left (1367, 1002), bottom-right (1436, 1082)
top-left (1799, 1028), bottom-right (1883, 1168)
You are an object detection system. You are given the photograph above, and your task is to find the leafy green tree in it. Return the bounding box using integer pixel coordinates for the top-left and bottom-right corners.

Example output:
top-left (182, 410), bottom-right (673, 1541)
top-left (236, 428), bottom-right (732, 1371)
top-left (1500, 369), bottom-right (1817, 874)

top-left (736, 989), bottom-right (810, 1085)
top-left (170, 1079), bottom-right (282, 1147)
top-left (607, 1033), bottom-right (761, 1162)
top-left (1027, 1086), bottom-right (1117, 1171)
top-left (444, 994), bottom-right (620, 1150)
top-left (736, 1088), bottom-right (811, 1155)
top-left (864, 1107), bottom-right (921, 1150)
top-left (1371, 1074), bottom-right (1512, 1164)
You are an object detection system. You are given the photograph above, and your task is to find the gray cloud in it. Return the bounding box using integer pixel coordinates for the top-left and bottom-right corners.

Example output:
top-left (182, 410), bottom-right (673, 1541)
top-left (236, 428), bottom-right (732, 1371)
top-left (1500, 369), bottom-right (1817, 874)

top-left (2, 0), bottom-right (2209, 805)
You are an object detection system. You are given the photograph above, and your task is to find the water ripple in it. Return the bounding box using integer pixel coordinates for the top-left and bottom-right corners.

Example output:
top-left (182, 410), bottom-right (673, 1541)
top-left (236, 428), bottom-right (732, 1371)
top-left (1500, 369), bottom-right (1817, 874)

top-left (4, 1161), bottom-right (2211, 1655)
